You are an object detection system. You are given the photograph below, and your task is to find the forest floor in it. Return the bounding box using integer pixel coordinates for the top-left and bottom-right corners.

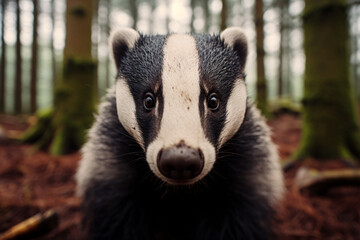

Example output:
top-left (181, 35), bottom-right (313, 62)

top-left (0, 113), bottom-right (359, 240)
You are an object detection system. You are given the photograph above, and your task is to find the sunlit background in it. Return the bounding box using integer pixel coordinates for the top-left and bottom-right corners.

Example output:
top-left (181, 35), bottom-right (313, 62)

top-left (0, 0), bottom-right (359, 113)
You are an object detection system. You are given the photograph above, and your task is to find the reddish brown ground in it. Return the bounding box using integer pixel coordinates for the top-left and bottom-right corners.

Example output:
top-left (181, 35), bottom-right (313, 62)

top-left (0, 114), bottom-right (359, 239)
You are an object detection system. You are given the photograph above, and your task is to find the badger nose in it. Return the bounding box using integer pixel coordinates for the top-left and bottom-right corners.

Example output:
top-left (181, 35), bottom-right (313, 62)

top-left (157, 145), bottom-right (204, 180)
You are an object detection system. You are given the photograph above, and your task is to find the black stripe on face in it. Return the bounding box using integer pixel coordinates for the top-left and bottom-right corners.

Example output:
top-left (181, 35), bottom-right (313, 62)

top-left (194, 34), bottom-right (242, 148)
top-left (118, 34), bottom-right (167, 148)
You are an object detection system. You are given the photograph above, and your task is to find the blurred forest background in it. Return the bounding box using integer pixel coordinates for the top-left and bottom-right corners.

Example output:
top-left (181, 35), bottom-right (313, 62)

top-left (1, 0), bottom-right (359, 115)
top-left (1, 0), bottom-right (360, 239)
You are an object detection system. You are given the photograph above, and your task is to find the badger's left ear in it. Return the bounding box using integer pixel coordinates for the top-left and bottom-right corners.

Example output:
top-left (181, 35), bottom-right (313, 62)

top-left (220, 27), bottom-right (248, 71)
top-left (109, 28), bottom-right (140, 69)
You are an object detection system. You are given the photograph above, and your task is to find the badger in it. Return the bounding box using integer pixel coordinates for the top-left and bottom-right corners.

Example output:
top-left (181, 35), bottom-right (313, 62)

top-left (76, 27), bottom-right (284, 240)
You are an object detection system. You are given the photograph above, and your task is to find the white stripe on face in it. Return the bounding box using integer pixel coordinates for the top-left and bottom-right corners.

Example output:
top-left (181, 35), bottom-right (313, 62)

top-left (116, 79), bottom-right (145, 149)
top-left (146, 34), bottom-right (216, 184)
top-left (218, 79), bottom-right (247, 148)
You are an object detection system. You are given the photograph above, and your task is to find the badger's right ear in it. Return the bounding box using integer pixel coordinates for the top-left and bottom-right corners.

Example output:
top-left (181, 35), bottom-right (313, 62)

top-left (220, 27), bottom-right (248, 71)
top-left (110, 28), bottom-right (140, 69)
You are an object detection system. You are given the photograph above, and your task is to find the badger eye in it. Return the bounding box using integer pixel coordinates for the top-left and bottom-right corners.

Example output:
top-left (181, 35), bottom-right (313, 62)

top-left (144, 93), bottom-right (156, 111)
top-left (207, 93), bottom-right (219, 110)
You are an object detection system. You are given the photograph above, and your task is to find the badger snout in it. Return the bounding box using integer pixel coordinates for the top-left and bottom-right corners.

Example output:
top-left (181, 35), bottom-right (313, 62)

top-left (157, 144), bottom-right (204, 181)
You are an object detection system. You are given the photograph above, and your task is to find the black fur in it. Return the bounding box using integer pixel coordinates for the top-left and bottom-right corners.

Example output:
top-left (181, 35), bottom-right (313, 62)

top-left (82, 93), bottom-right (275, 240)
top-left (194, 34), bottom-right (243, 148)
top-left (79, 32), bottom-right (281, 240)
top-left (118, 34), bottom-right (167, 148)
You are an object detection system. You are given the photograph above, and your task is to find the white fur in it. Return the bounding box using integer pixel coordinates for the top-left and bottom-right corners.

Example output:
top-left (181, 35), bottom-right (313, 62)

top-left (146, 34), bottom-right (216, 185)
top-left (109, 28), bottom-right (140, 67)
top-left (220, 27), bottom-right (247, 50)
top-left (110, 28), bottom-right (140, 50)
top-left (116, 79), bottom-right (145, 149)
top-left (218, 79), bottom-right (247, 148)
top-left (220, 27), bottom-right (248, 71)
top-left (76, 100), bottom-right (123, 197)
top-left (249, 106), bottom-right (285, 204)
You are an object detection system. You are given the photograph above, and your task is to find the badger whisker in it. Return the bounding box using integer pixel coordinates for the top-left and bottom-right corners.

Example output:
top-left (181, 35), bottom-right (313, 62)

top-left (76, 27), bottom-right (284, 240)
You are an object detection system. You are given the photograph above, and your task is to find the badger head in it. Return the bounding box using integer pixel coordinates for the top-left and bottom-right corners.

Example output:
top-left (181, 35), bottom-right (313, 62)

top-left (111, 27), bottom-right (248, 185)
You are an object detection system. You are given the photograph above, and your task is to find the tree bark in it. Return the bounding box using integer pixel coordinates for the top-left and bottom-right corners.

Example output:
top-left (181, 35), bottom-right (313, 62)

top-left (149, 0), bottom-right (155, 33)
top-left (220, 0), bottom-right (227, 31)
top-left (14, 0), bottom-right (22, 114)
top-left (255, 0), bottom-right (268, 116)
top-left (105, 0), bottom-right (111, 88)
top-left (51, 0), bottom-right (57, 87)
top-left (92, 0), bottom-right (99, 60)
top-left (353, 5), bottom-right (359, 99)
top-left (295, 0), bottom-right (360, 161)
top-left (278, 0), bottom-right (285, 98)
top-left (51, 0), bottom-right (97, 155)
top-left (190, 0), bottom-right (195, 33)
top-left (30, 0), bottom-right (39, 113)
top-left (129, 0), bottom-right (137, 29)
top-left (165, 0), bottom-right (170, 33)
top-left (0, 0), bottom-right (6, 112)
top-left (203, 0), bottom-right (210, 32)
top-left (23, 0), bottom-right (98, 155)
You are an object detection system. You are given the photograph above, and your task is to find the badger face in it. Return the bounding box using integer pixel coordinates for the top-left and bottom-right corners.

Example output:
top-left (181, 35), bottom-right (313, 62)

top-left (111, 28), bottom-right (248, 185)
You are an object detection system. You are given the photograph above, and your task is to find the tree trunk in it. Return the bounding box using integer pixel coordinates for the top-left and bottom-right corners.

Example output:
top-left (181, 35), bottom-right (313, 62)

top-left (105, 0), bottom-right (111, 88)
top-left (23, 0), bottom-right (97, 155)
top-left (277, 0), bottom-right (285, 98)
top-left (92, 0), bottom-right (99, 60)
top-left (129, 0), bottom-right (137, 29)
top-left (165, 0), bottom-right (170, 33)
top-left (149, 0), bottom-right (155, 33)
top-left (295, 0), bottom-right (360, 161)
top-left (353, 5), bottom-right (359, 99)
top-left (51, 0), bottom-right (57, 87)
top-left (220, 0), bottom-right (227, 31)
top-left (203, 0), bottom-right (210, 32)
top-left (255, 0), bottom-right (268, 116)
top-left (14, 0), bottom-right (22, 114)
top-left (0, 0), bottom-right (6, 112)
top-left (190, 0), bottom-right (195, 33)
top-left (51, 0), bottom-right (97, 155)
top-left (30, 0), bottom-right (39, 113)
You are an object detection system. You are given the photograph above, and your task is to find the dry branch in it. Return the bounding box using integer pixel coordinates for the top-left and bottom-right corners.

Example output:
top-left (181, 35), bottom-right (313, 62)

top-left (0, 209), bottom-right (59, 240)
top-left (295, 167), bottom-right (360, 193)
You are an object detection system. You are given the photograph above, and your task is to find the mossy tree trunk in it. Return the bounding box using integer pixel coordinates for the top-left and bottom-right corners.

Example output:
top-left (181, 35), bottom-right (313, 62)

top-left (30, 0), bottom-right (39, 113)
top-left (165, 0), bottom-right (170, 33)
top-left (23, 0), bottom-right (97, 155)
top-left (104, 0), bottom-right (111, 88)
top-left (14, 0), bottom-right (22, 114)
top-left (220, 0), bottom-right (227, 31)
top-left (129, 0), bottom-right (137, 29)
top-left (255, 0), bottom-right (269, 116)
top-left (295, 0), bottom-right (360, 161)
top-left (277, 0), bottom-right (290, 98)
top-left (149, 0), bottom-right (156, 33)
top-left (190, 0), bottom-right (196, 33)
top-left (0, 0), bottom-right (7, 112)
top-left (51, 0), bottom-right (57, 88)
top-left (203, 0), bottom-right (210, 33)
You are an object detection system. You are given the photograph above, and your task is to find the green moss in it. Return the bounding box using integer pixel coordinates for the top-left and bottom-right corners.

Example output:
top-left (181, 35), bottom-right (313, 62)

top-left (303, 0), bottom-right (346, 19)
top-left (50, 58), bottom-right (97, 154)
top-left (70, 6), bottom-right (87, 18)
top-left (22, 108), bottom-right (53, 145)
top-left (22, 58), bottom-right (97, 155)
top-left (294, 0), bottom-right (360, 162)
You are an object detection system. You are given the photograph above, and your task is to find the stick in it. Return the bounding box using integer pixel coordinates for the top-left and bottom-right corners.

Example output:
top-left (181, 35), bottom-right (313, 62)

top-left (295, 167), bottom-right (360, 193)
top-left (0, 209), bottom-right (59, 240)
